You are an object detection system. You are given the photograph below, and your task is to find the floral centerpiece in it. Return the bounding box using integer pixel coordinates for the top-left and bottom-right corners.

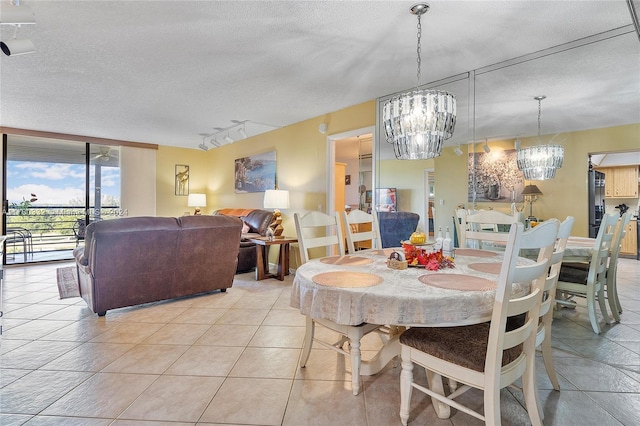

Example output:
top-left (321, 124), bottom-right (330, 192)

top-left (402, 243), bottom-right (455, 271)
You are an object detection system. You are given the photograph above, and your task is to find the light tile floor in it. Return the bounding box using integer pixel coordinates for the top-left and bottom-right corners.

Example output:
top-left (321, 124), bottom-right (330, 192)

top-left (1, 259), bottom-right (639, 425)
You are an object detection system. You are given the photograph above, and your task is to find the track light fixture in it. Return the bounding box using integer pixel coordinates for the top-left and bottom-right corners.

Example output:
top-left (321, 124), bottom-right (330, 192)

top-left (514, 137), bottom-right (521, 150)
top-left (1, 1), bottom-right (36, 56)
top-left (483, 140), bottom-right (491, 153)
top-left (453, 145), bottom-right (463, 156)
top-left (0, 1), bottom-right (36, 24)
top-left (197, 134), bottom-right (210, 151)
top-left (201, 120), bottom-right (281, 148)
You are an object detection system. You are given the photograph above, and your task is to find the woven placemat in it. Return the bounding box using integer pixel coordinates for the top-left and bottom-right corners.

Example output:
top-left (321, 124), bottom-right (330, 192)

top-left (312, 271), bottom-right (383, 288)
top-left (419, 273), bottom-right (496, 291)
top-left (319, 256), bottom-right (374, 266)
top-left (455, 249), bottom-right (498, 258)
top-left (468, 262), bottom-right (502, 274)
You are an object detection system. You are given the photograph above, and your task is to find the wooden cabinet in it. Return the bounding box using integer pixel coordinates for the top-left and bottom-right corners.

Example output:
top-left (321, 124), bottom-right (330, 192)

top-left (598, 166), bottom-right (639, 198)
top-left (620, 220), bottom-right (637, 257)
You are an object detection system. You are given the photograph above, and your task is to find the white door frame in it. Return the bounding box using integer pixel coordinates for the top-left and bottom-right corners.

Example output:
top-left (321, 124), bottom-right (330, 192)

top-left (325, 126), bottom-right (375, 217)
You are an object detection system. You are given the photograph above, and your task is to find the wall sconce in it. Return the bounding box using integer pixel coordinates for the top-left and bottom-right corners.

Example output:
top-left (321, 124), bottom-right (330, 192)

top-left (187, 193), bottom-right (207, 215)
top-left (318, 123), bottom-right (328, 134)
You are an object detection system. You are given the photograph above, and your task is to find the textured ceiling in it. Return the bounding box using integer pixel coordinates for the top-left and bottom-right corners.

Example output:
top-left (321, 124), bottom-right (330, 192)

top-left (0, 1), bottom-right (638, 151)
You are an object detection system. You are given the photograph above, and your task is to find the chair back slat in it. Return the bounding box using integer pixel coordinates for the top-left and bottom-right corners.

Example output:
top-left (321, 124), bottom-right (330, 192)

top-left (294, 211), bottom-right (345, 264)
top-left (460, 209), bottom-right (521, 249)
top-left (341, 209), bottom-right (381, 253)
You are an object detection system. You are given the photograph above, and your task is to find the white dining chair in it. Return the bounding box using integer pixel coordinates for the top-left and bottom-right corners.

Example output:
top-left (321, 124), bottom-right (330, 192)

top-left (293, 210), bottom-right (381, 395)
top-left (556, 213), bottom-right (618, 334)
top-left (511, 216), bottom-right (573, 395)
top-left (341, 209), bottom-right (381, 253)
top-left (459, 209), bottom-right (520, 249)
top-left (606, 211), bottom-right (631, 322)
top-left (399, 221), bottom-right (557, 425)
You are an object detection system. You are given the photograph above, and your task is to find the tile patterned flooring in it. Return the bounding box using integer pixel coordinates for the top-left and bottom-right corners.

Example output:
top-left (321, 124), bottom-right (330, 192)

top-left (0, 259), bottom-right (639, 425)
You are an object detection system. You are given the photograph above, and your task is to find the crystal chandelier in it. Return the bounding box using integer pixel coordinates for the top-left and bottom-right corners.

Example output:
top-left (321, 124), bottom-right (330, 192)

top-left (382, 3), bottom-right (456, 160)
top-left (516, 96), bottom-right (564, 180)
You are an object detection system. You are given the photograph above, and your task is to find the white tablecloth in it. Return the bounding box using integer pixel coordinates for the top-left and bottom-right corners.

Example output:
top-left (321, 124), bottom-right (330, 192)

top-left (291, 248), bottom-right (532, 327)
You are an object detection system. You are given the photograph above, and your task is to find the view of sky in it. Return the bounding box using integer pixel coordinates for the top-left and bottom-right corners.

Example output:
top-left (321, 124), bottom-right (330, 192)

top-left (6, 161), bottom-right (120, 206)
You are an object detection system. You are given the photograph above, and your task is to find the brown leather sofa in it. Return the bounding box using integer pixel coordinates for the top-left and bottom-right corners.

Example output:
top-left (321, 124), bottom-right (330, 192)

top-left (74, 215), bottom-right (242, 316)
top-left (213, 208), bottom-right (275, 273)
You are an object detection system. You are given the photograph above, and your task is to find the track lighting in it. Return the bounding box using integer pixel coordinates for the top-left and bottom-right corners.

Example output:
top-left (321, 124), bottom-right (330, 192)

top-left (483, 140), bottom-right (491, 153)
top-left (514, 137), bottom-right (521, 150)
top-left (1, 1), bottom-right (36, 56)
top-left (453, 145), bottom-right (464, 156)
top-left (0, 1), bottom-right (36, 25)
top-left (202, 119), bottom-right (280, 147)
top-left (1, 37), bottom-right (34, 56)
top-left (197, 134), bottom-right (209, 151)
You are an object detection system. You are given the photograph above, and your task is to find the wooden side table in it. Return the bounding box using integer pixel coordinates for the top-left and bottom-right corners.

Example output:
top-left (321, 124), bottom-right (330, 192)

top-left (247, 236), bottom-right (298, 281)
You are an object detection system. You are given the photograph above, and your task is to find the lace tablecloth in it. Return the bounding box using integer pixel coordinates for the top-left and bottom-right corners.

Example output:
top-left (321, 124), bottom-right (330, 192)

top-left (290, 249), bottom-right (532, 327)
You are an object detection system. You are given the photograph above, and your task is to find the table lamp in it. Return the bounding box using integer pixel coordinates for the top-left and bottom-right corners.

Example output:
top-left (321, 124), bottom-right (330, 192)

top-left (263, 188), bottom-right (290, 238)
top-left (521, 184), bottom-right (542, 219)
top-left (187, 193), bottom-right (206, 215)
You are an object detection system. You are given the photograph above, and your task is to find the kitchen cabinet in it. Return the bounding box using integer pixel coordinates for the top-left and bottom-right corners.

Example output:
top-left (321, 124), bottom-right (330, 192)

top-left (620, 220), bottom-right (637, 257)
top-left (598, 166), bottom-right (639, 198)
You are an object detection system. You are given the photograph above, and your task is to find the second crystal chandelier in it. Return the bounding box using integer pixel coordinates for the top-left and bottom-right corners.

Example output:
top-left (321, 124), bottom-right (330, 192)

top-left (516, 96), bottom-right (564, 180)
top-left (382, 3), bottom-right (457, 160)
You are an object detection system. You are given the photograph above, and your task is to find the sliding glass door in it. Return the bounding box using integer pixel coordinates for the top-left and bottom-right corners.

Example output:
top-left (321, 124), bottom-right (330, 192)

top-left (2, 134), bottom-right (120, 264)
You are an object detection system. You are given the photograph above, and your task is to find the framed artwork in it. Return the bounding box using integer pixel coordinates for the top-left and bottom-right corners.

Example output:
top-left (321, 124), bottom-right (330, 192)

top-left (467, 149), bottom-right (525, 202)
top-left (365, 190), bottom-right (372, 204)
top-left (234, 150), bottom-right (277, 193)
top-left (375, 188), bottom-right (397, 212)
top-left (175, 164), bottom-right (189, 196)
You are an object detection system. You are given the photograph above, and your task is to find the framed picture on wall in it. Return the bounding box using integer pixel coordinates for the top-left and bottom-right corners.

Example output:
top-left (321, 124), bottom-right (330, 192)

top-left (375, 188), bottom-right (397, 212)
top-left (234, 150), bottom-right (277, 193)
top-left (175, 164), bottom-right (189, 196)
top-left (467, 149), bottom-right (525, 202)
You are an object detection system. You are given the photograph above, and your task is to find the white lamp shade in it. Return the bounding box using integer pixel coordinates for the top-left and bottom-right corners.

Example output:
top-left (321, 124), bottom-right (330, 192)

top-left (187, 193), bottom-right (206, 207)
top-left (263, 189), bottom-right (290, 209)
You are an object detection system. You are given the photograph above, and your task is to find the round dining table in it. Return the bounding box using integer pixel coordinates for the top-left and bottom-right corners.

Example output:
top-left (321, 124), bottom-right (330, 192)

top-left (291, 247), bottom-right (532, 328)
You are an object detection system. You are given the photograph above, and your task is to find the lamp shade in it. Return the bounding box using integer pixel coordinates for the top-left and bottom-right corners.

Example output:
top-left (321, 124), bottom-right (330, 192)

top-left (187, 193), bottom-right (206, 207)
top-left (263, 189), bottom-right (290, 209)
top-left (521, 184), bottom-right (543, 196)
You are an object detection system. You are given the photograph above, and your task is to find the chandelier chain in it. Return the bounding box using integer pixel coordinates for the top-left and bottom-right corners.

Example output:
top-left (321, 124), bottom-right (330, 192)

top-left (537, 98), bottom-right (542, 141)
top-left (416, 13), bottom-right (422, 88)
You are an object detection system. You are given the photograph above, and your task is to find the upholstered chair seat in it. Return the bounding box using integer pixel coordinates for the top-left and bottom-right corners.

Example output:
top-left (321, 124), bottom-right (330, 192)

top-left (400, 324), bottom-right (523, 373)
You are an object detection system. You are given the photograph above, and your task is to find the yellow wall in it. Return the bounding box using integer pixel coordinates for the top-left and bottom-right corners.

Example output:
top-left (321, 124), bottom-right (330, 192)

top-left (435, 123), bottom-right (640, 237)
top-left (155, 100), bottom-right (376, 267)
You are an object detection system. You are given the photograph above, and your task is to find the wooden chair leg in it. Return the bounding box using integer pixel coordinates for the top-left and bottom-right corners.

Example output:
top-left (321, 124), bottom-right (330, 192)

top-left (541, 327), bottom-right (560, 391)
top-left (399, 347), bottom-right (414, 426)
top-left (299, 316), bottom-right (314, 368)
top-left (586, 287), bottom-right (601, 334)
